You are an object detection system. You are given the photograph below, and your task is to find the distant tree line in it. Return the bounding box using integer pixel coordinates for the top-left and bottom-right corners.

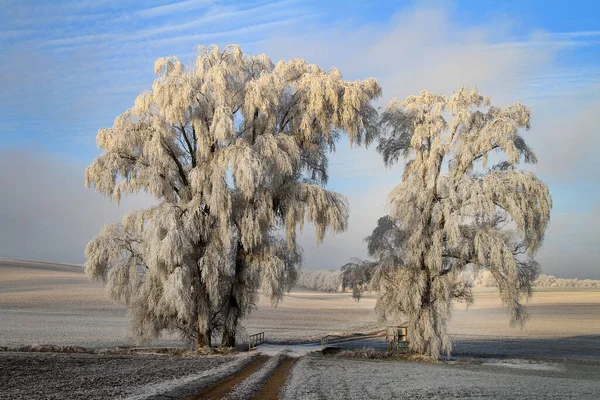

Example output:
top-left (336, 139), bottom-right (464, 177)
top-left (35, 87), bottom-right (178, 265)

top-left (474, 271), bottom-right (600, 289)
top-left (295, 269), bottom-right (342, 292)
top-left (298, 269), bottom-right (600, 292)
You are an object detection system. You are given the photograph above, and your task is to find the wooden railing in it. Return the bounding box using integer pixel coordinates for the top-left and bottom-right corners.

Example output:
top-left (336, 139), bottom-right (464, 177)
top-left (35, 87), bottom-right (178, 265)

top-left (249, 332), bottom-right (265, 350)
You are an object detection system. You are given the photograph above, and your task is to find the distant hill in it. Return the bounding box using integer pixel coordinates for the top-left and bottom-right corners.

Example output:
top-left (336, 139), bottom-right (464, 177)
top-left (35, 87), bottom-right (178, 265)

top-left (0, 258), bottom-right (83, 274)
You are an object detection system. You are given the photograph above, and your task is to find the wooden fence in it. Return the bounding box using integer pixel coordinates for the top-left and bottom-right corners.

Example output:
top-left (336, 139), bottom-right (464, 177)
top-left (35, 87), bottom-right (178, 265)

top-left (249, 332), bottom-right (265, 350)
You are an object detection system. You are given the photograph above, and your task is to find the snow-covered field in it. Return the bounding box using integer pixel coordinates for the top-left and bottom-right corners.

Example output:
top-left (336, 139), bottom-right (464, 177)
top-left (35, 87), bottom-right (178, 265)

top-left (0, 259), bottom-right (380, 348)
top-left (281, 355), bottom-right (600, 399)
top-left (1, 259), bottom-right (600, 399)
top-left (1, 258), bottom-right (599, 354)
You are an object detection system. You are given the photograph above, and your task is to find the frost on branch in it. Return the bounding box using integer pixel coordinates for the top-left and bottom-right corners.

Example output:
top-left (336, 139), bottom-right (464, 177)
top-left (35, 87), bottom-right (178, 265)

top-left (84, 44), bottom-right (381, 347)
top-left (344, 87), bottom-right (551, 359)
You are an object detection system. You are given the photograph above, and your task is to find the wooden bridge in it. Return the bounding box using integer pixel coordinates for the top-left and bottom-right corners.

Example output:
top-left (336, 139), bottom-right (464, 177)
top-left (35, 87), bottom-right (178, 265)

top-left (248, 326), bottom-right (409, 356)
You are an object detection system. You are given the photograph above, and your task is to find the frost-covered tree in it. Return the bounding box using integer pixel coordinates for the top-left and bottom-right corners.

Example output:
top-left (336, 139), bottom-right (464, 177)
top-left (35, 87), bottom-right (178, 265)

top-left (84, 45), bottom-right (380, 347)
top-left (340, 259), bottom-right (377, 302)
top-left (344, 88), bottom-right (551, 359)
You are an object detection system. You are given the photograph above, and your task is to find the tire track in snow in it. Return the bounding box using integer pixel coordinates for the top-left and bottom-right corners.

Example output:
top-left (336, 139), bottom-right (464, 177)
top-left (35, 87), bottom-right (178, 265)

top-left (223, 355), bottom-right (281, 399)
top-left (185, 354), bottom-right (270, 400)
top-left (251, 356), bottom-right (297, 400)
top-left (187, 353), bottom-right (298, 400)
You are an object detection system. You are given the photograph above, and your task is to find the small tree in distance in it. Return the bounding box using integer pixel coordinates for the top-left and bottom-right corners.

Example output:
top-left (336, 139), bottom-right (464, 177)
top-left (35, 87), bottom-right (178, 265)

top-left (340, 259), bottom-right (376, 302)
top-left (84, 44), bottom-right (381, 348)
top-left (343, 88), bottom-right (551, 359)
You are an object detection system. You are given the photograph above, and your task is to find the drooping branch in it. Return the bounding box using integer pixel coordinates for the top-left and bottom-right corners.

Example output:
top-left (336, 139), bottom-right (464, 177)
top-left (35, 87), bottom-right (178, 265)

top-left (85, 44), bottom-right (381, 349)
top-left (162, 138), bottom-right (190, 189)
top-left (347, 87), bottom-right (551, 359)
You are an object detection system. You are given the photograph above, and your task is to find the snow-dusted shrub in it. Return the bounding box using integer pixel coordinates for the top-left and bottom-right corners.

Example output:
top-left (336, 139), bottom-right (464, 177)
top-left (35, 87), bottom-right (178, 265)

top-left (337, 347), bottom-right (387, 359)
top-left (341, 260), bottom-right (378, 301)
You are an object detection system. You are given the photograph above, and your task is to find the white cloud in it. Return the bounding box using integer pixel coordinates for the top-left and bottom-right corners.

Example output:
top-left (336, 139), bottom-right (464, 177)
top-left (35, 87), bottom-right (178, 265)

top-left (260, 5), bottom-right (600, 278)
top-left (263, 7), bottom-right (551, 103)
top-left (536, 203), bottom-right (600, 279)
top-left (0, 148), bottom-right (154, 264)
top-left (1, 3), bottom-right (597, 278)
top-left (528, 96), bottom-right (600, 181)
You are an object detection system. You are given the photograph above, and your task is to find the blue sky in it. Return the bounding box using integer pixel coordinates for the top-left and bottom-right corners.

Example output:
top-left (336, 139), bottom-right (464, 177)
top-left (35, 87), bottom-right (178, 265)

top-left (1, 0), bottom-right (599, 278)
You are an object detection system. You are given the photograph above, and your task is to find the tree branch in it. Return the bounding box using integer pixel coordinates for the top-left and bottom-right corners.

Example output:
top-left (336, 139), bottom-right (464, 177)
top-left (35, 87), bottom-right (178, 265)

top-left (178, 123), bottom-right (196, 168)
top-left (162, 139), bottom-right (189, 188)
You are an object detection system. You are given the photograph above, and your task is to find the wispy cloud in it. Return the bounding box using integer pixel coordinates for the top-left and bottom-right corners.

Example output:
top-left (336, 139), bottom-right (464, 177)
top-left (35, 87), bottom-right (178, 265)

top-left (260, 5), bottom-right (600, 276)
top-left (130, 0), bottom-right (305, 42)
top-left (18, 0), bottom-right (309, 51)
top-left (0, 1), bottom-right (598, 278)
top-left (0, 29), bottom-right (35, 40)
top-left (136, 0), bottom-right (216, 19)
top-left (547, 30), bottom-right (600, 39)
top-left (150, 15), bottom-right (315, 47)
top-left (44, 32), bottom-right (121, 47)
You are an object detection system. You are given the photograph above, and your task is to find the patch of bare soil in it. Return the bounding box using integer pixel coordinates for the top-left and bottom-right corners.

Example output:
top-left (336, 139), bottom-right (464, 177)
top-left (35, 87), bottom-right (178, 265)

top-left (186, 354), bottom-right (269, 400)
top-left (0, 351), bottom-right (235, 400)
top-left (251, 357), bottom-right (296, 400)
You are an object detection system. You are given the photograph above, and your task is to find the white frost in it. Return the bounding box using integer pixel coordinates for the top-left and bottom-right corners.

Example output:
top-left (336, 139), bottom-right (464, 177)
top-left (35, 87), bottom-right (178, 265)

top-left (122, 354), bottom-right (253, 399)
top-left (83, 44), bottom-right (381, 346)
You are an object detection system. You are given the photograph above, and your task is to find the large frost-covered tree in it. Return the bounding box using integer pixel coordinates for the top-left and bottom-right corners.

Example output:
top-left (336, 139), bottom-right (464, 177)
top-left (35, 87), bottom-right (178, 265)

top-left (84, 45), bottom-right (381, 347)
top-left (344, 88), bottom-right (551, 359)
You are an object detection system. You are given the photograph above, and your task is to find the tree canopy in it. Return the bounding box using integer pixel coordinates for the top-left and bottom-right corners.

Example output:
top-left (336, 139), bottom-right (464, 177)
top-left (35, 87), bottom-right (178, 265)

top-left (84, 44), bottom-right (381, 347)
top-left (343, 87), bottom-right (551, 358)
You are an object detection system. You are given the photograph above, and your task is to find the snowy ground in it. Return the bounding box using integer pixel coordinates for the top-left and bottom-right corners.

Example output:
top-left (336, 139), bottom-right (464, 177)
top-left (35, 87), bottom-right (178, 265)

top-left (2, 258), bottom-right (598, 351)
top-left (0, 259), bottom-right (180, 348)
top-left (281, 355), bottom-right (600, 399)
top-left (1, 259), bottom-right (600, 399)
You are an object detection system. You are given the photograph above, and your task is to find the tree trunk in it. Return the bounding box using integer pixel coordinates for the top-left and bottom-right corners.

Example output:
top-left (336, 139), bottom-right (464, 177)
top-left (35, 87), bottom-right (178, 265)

top-left (220, 287), bottom-right (241, 348)
top-left (197, 320), bottom-right (211, 348)
top-left (221, 322), bottom-right (237, 348)
top-left (220, 241), bottom-right (246, 348)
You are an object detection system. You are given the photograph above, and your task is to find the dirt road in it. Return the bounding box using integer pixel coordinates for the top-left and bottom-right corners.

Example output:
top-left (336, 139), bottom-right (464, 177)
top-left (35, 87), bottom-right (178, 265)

top-left (186, 354), bottom-right (296, 400)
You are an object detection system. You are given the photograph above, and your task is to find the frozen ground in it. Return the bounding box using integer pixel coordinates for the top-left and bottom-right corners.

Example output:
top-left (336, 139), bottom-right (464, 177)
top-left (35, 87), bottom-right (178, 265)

top-left (281, 355), bottom-right (600, 399)
top-left (1, 258), bottom-right (599, 357)
top-left (0, 259), bottom-right (380, 348)
top-left (0, 351), bottom-right (239, 400)
top-left (1, 259), bottom-right (600, 399)
top-left (0, 259), bottom-right (181, 348)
